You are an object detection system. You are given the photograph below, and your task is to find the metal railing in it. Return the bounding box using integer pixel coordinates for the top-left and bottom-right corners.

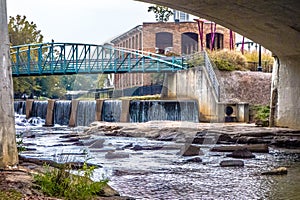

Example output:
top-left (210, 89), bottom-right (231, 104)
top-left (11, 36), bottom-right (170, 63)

top-left (10, 42), bottom-right (187, 77)
top-left (203, 51), bottom-right (220, 101)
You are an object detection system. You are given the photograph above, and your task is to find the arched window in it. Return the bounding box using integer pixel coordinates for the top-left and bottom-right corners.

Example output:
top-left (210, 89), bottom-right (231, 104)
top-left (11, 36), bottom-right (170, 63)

top-left (156, 32), bottom-right (173, 53)
top-left (181, 32), bottom-right (198, 55)
top-left (206, 33), bottom-right (224, 50)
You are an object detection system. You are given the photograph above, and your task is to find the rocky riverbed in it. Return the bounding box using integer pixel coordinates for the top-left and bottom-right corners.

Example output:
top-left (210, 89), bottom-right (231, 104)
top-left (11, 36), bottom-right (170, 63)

top-left (17, 121), bottom-right (300, 199)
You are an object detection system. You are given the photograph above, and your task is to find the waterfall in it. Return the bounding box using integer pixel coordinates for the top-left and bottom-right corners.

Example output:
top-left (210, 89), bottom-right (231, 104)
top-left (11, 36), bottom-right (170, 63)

top-left (14, 101), bottom-right (26, 115)
top-left (31, 101), bottom-right (48, 119)
top-left (54, 101), bottom-right (71, 125)
top-left (76, 101), bottom-right (96, 126)
top-left (102, 100), bottom-right (122, 122)
top-left (129, 100), bottom-right (199, 122)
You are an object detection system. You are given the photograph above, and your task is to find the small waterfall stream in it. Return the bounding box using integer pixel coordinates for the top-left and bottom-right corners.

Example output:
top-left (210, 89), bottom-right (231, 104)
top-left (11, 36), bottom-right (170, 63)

top-left (14, 99), bottom-right (199, 126)
top-left (31, 101), bottom-right (48, 119)
top-left (54, 101), bottom-right (71, 125)
top-left (102, 100), bottom-right (122, 122)
top-left (129, 100), bottom-right (199, 122)
top-left (14, 101), bottom-right (26, 115)
top-left (76, 101), bottom-right (96, 126)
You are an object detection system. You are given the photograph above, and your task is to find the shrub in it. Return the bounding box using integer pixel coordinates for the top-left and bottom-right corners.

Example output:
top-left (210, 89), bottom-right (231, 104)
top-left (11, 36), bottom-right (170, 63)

top-left (254, 105), bottom-right (270, 126)
top-left (209, 50), bottom-right (248, 71)
top-left (34, 162), bottom-right (108, 200)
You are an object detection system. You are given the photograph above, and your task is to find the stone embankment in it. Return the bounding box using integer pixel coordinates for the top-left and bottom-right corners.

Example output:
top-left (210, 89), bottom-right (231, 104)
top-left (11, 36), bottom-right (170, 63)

top-left (82, 121), bottom-right (300, 149)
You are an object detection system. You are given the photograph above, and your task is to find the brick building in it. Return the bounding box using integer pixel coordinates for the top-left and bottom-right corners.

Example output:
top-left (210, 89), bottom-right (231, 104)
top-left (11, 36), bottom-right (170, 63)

top-left (111, 21), bottom-right (235, 91)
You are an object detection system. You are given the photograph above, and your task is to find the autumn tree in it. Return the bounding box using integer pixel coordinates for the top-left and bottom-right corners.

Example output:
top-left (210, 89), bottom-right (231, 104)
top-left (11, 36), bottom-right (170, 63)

top-left (148, 5), bottom-right (173, 22)
top-left (8, 15), bottom-right (43, 45)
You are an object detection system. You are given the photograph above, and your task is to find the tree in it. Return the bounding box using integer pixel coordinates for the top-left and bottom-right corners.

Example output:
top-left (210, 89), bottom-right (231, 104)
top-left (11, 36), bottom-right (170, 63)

top-left (8, 15), bottom-right (43, 46)
top-left (0, 0), bottom-right (18, 168)
top-left (148, 5), bottom-right (173, 22)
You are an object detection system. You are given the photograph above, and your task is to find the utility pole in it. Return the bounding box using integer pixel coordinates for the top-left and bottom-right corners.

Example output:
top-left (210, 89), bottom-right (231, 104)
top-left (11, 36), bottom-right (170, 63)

top-left (0, 0), bottom-right (18, 168)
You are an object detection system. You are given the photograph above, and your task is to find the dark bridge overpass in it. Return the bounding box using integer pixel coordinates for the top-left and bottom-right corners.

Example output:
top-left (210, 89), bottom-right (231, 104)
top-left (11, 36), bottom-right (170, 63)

top-left (138, 0), bottom-right (300, 129)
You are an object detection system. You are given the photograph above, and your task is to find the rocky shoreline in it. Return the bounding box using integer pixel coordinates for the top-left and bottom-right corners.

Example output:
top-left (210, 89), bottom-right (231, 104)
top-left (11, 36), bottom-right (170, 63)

top-left (8, 121), bottom-right (300, 199)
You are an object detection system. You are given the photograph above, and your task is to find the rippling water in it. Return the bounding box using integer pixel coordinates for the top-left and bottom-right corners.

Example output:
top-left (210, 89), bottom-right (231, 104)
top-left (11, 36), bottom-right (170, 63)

top-left (18, 126), bottom-right (300, 200)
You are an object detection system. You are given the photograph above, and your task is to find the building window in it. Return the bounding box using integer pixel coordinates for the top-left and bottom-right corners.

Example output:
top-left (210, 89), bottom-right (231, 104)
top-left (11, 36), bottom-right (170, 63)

top-left (181, 32), bottom-right (198, 55)
top-left (206, 33), bottom-right (224, 50)
top-left (156, 32), bottom-right (173, 54)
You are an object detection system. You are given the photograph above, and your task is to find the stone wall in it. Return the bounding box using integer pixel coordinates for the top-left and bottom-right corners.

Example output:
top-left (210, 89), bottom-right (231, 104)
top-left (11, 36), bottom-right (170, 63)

top-left (217, 71), bottom-right (272, 105)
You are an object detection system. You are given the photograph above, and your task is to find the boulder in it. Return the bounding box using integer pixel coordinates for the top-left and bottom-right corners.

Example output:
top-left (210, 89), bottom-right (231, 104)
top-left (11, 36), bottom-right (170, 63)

top-left (227, 148), bottom-right (255, 158)
top-left (220, 160), bottom-right (244, 167)
top-left (130, 145), bottom-right (162, 151)
top-left (261, 167), bottom-right (288, 175)
top-left (105, 151), bottom-right (130, 159)
top-left (185, 157), bottom-right (202, 163)
top-left (211, 144), bottom-right (269, 153)
top-left (180, 145), bottom-right (201, 156)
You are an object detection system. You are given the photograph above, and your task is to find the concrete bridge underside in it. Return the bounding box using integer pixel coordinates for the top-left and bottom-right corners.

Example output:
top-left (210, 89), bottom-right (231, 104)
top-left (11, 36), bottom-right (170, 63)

top-left (138, 0), bottom-right (300, 129)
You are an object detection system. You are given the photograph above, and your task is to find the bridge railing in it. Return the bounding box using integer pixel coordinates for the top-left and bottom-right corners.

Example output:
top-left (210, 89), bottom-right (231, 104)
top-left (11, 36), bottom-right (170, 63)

top-left (203, 51), bottom-right (220, 101)
top-left (10, 43), bottom-right (187, 76)
top-left (186, 51), bottom-right (220, 101)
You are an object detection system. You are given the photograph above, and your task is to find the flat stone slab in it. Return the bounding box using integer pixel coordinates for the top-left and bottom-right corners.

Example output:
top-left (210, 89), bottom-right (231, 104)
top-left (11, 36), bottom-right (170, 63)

top-left (220, 160), bottom-right (244, 167)
top-left (211, 144), bottom-right (269, 153)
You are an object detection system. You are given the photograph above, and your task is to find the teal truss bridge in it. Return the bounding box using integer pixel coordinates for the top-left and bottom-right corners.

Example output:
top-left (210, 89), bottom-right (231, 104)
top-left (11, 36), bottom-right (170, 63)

top-left (10, 42), bottom-right (187, 77)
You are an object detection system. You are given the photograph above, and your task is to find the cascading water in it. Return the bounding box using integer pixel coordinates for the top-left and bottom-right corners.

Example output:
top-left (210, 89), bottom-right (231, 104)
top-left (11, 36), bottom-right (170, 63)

top-left (101, 100), bottom-right (122, 122)
top-left (31, 101), bottom-right (48, 119)
top-left (54, 101), bottom-right (71, 125)
top-left (14, 101), bottom-right (26, 115)
top-left (129, 100), bottom-right (199, 122)
top-left (76, 101), bottom-right (96, 126)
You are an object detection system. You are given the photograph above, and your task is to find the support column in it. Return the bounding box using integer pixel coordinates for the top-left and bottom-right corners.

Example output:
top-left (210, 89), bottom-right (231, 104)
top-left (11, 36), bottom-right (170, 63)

top-left (274, 55), bottom-right (300, 128)
top-left (95, 99), bottom-right (104, 121)
top-left (0, 0), bottom-right (18, 167)
top-left (26, 99), bottom-right (34, 119)
top-left (120, 100), bottom-right (130, 122)
top-left (45, 100), bottom-right (56, 126)
top-left (69, 100), bottom-right (79, 127)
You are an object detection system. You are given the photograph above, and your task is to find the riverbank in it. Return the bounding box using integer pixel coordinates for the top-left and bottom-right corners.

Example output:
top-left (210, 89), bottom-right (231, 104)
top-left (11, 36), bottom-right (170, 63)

top-left (11, 121), bottom-right (300, 199)
top-left (0, 156), bottom-right (134, 200)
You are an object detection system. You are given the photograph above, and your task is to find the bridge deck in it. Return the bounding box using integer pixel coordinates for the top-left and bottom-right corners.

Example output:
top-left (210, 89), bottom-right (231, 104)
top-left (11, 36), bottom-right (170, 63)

top-left (10, 43), bottom-right (187, 77)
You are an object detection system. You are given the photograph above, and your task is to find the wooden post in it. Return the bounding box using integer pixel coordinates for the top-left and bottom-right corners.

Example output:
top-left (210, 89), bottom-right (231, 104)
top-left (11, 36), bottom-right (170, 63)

top-left (25, 99), bottom-right (34, 119)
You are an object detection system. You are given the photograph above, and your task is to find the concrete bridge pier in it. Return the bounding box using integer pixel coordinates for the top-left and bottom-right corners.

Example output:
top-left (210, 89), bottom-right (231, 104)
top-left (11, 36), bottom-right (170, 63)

top-left (272, 56), bottom-right (300, 129)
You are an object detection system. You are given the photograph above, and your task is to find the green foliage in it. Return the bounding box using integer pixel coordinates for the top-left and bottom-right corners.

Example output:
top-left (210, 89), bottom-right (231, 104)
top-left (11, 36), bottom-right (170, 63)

top-left (8, 15), bottom-right (43, 46)
top-left (209, 50), bottom-right (248, 71)
top-left (254, 105), bottom-right (270, 121)
top-left (243, 51), bottom-right (274, 71)
top-left (16, 134), bottom-right (26, 153)
top-left (253, 105), bottom-right (270, 126)
top-left (186, 53), bottom-right (205, 67)
top-left (34, 163), bottom-right (108, 200)
top-left (0, 189), bottom-right (23, 200)
top-left (148, 5), bottom-right (173, 22)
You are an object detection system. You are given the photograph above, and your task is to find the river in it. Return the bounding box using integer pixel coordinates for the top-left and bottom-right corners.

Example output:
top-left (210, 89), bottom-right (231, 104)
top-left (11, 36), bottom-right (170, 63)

top-left (16, 121), bottom-right (300, 200)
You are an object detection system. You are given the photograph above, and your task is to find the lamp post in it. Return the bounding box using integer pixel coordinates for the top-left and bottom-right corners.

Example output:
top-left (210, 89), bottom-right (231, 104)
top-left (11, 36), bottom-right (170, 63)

top-left (257, 44), bottom-right (262, 71)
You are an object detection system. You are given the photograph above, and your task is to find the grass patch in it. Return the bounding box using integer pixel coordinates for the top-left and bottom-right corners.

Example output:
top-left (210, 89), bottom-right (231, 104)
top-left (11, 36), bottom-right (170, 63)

top-left (34, 162), bottom-right (108, 200)
top-left (0, 189), bottom-right (23, 200)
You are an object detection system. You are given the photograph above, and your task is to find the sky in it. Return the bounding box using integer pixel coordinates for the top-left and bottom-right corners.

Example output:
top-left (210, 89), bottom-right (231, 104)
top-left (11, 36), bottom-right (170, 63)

top-left (7, 0), bottom-right (157, 44)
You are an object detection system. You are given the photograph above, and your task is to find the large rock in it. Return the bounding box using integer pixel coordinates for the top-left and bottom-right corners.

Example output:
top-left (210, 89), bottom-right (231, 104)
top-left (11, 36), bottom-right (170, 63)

top-left (211, 144), bottom-right (269, 153)
top-left (261, 167), bottom-right (288, 175)
top-left (105, 151), bottom-right (130, 159)
top-left (180, 145), bottom-right (202, 156)
top-left (226, 148), bottom-right (255, 158)
top-left (220, 160), bottom-right (244, 167)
